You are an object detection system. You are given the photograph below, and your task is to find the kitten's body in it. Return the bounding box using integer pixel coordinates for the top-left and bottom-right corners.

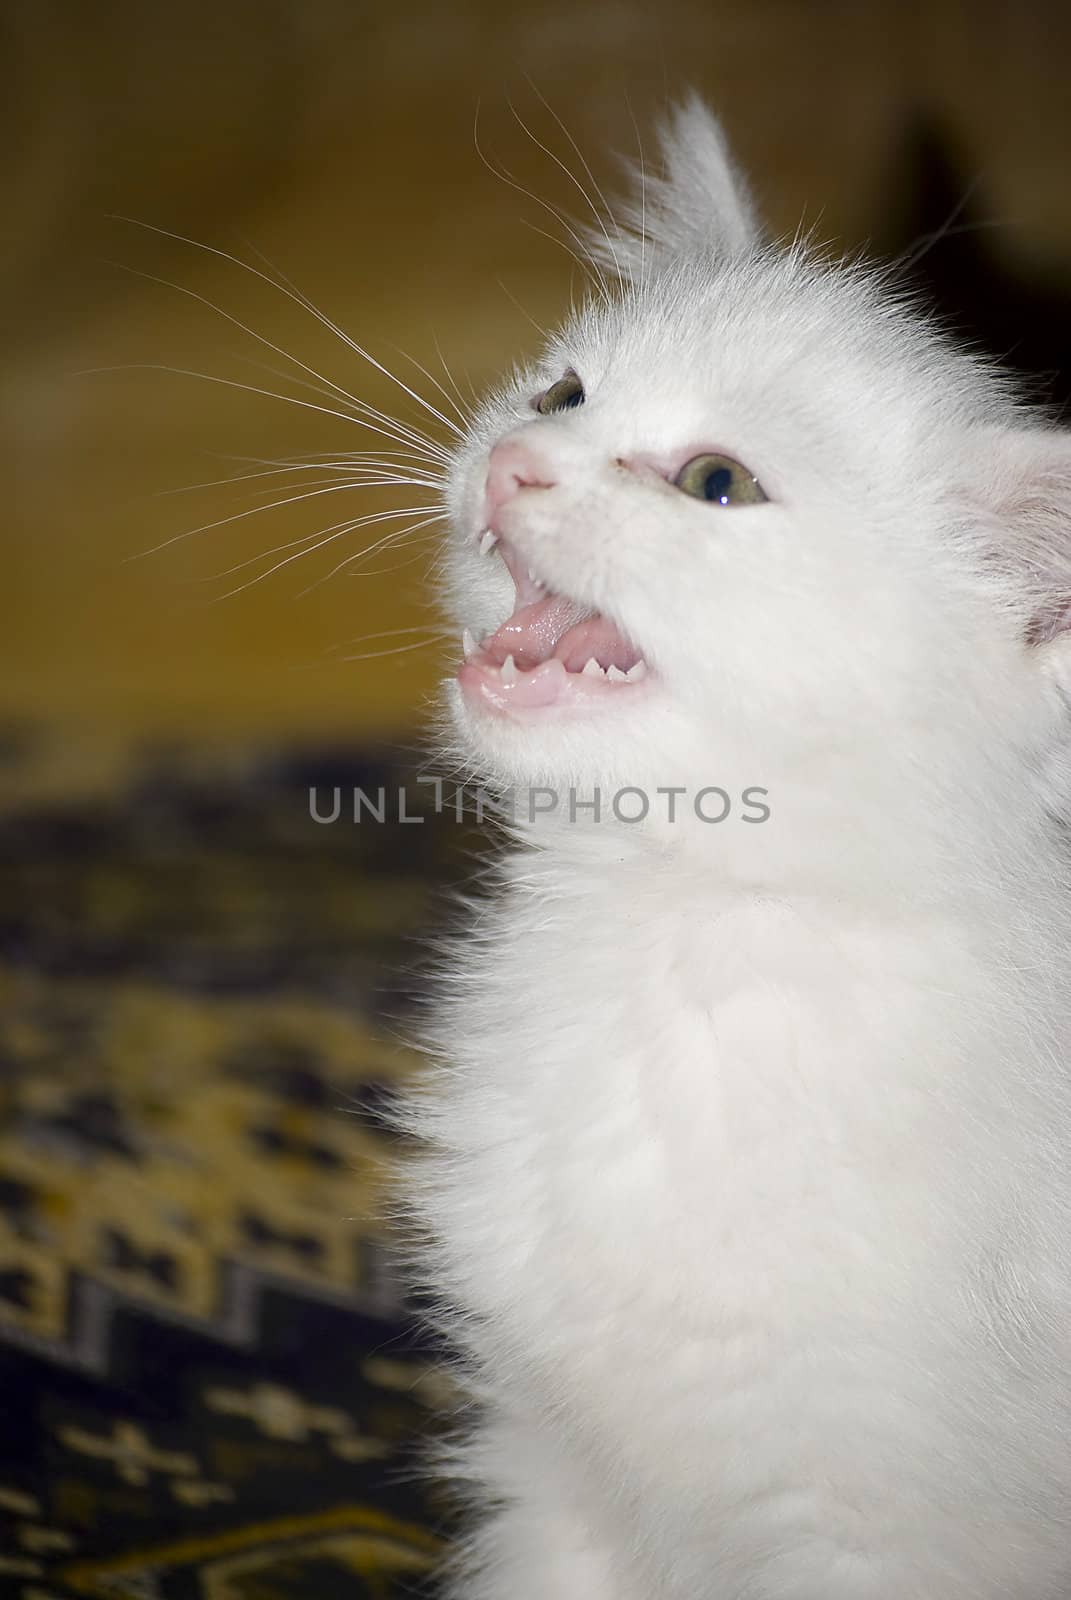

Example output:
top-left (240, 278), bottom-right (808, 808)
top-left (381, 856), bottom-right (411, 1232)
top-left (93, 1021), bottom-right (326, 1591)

top-left (405, 103), bottom-right (1071, 1596)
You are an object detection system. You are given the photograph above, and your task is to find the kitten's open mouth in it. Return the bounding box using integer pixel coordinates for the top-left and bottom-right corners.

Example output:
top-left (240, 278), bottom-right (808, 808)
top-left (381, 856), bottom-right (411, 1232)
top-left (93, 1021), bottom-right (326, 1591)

top-left (457, 533), bottom-right (651, 715)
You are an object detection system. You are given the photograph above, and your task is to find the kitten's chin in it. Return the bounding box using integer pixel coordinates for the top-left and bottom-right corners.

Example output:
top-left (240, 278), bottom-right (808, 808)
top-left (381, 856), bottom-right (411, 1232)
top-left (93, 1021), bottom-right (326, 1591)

top-left (444, 670), bottom-right (685, 801)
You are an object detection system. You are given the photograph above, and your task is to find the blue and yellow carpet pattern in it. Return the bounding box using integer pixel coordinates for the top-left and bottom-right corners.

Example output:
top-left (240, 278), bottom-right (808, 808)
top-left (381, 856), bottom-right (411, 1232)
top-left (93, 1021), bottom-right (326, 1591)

top-left (0, 733), bottom-right (467, 1597)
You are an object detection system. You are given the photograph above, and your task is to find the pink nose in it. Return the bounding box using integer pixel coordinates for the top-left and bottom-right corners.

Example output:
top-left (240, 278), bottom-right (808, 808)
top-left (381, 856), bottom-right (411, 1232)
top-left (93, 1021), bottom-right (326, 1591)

top-left (484, 438), bottom-right (557, 524)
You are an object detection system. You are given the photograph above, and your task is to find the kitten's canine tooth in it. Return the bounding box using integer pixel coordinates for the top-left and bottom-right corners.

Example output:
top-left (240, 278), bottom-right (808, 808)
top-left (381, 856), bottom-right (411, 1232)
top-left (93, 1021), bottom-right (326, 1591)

top-left (625, 660), bottom-right (647, 682)
top-left (478, 529), bottom-right (497, 556)
top-left (462, 629), bottom-right (477, 658)
top-left (501, 653), bottom-right (518, 682)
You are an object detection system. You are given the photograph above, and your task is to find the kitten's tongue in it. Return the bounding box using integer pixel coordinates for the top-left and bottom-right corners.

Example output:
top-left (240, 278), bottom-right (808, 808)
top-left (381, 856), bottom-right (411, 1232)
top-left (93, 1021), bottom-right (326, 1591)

top-left (458, 541), bottom-right (650, 714)
top-left (483, 595), bottom-right (642, 675)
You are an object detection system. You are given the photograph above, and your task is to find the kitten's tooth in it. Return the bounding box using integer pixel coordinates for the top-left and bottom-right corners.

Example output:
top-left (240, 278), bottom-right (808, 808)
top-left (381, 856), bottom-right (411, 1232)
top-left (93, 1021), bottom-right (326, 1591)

top-left (606, 664), bottom-right (627, 682)
top-left (501, 653), bottom-right (518, 683)
top-left (581, 657), bottom-right (605, 678)
top-left (478, 529), bottom-right (498, 556)
top-left (528, 567), bottom-right (544, 588)
top-left (462, 629), bottom-right (477, 658)
top-left (625, 660), bottom-right (647, 682)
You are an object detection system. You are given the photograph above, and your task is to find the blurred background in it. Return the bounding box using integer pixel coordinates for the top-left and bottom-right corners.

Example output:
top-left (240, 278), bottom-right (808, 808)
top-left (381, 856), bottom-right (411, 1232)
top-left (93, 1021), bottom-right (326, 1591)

top-left (6, 0), bottom-right (1071, 756)
top-left (3, 0), bottom-right (1071, 1591)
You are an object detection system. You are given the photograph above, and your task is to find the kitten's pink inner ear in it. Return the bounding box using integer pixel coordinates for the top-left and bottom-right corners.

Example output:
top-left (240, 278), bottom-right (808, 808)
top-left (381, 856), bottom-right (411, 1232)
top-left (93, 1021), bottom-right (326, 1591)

top-left (972, 425), bottom-right (1071, 654)
top-left (1027, 599), bottom-right (1071, 648)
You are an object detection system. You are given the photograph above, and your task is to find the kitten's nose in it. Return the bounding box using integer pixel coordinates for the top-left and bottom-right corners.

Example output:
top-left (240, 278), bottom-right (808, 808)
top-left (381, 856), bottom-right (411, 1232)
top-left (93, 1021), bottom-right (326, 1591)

top-left (484, 438), bottom-right (557, 524)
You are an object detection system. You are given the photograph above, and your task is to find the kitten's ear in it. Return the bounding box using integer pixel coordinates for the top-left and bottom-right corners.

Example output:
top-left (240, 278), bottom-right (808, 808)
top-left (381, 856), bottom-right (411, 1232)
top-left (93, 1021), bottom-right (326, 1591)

top-left (598, 95), bottom-right (761, 275)
top-left (974, 426), bottom-right (1071, 676)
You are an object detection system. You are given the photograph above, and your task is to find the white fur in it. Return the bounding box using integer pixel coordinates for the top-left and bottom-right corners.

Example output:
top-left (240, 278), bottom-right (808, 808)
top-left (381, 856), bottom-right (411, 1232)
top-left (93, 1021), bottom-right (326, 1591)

top-left (402, 99), bottom-right (1071, 1597)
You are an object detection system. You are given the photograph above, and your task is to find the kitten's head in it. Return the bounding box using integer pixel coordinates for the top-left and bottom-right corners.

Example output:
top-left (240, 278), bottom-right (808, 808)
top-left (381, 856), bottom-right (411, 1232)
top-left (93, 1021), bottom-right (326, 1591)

top-left (438, 98), bottom-right (1071, 812)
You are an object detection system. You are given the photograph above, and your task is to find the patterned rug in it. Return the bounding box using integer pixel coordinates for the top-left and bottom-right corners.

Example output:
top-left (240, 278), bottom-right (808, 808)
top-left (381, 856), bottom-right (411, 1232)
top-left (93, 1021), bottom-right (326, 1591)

top-left (0, 728), bottom-right (478, 1597)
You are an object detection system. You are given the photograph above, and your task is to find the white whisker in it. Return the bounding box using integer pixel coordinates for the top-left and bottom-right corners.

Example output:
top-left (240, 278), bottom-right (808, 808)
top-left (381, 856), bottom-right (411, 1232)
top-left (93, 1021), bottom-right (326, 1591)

top-left (239, 464), bottom-right (441, 500)
top-left (132, 473), bottom-right (436, 560)
top-left (624, 90), bottom-right (648, 287)
top-left (212, 510), bottom-right (439, 600)
top-left (101, 222), bottom-right (459, 602)
top-left (340, 633), bottom-right (450, 664)
top-left (430, 331), bottom-right (477, 419)
top-left (159, 458), bottom-right (442, 500)
top-left (109, 218), bottom-right (464, 465)
top-left (495, 277), bottom-right (548, 339)
top-left (83, 362), bottom-right (449, 468)
top-left (345, 539), bottom-right (441, 581)
top-left (102, 254), bottom-right (450, 463)
top-left (518, 219), bottom-right (610, 297)
top-left (235, 351), bottom-right (452, 464)
top-left (510, 86), bottom-right (629, 293)
top-left (331, 623), bottom-right (448, 647)
top-left (232, 233), bottom-right (466, 438)
top-left (386, 340), bottom-right (471, 428)
top-left (159, 446), bottom-right (441, 499)
top-left (207, 503), bottom-right (436, 582)
top-left (471, 102), bottom-right (612, 309)
top-left (304, 513), bottom-right (445, 593)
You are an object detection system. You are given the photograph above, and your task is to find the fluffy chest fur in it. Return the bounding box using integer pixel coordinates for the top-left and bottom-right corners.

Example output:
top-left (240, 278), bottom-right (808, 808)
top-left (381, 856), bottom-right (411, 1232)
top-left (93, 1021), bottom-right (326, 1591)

top-left (417, 851), bottom-right (1071, 1595)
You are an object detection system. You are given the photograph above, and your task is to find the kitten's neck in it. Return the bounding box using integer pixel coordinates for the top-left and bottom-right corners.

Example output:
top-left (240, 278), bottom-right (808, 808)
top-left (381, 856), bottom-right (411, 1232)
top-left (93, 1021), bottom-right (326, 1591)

top-left (506, 738), bottom-right (1059, 918)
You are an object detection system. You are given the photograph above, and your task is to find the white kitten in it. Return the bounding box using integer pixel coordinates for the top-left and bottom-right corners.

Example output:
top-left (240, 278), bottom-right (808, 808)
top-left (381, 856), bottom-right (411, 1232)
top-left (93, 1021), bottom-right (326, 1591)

top-left (403, 98), bottom-right (1071, 1598)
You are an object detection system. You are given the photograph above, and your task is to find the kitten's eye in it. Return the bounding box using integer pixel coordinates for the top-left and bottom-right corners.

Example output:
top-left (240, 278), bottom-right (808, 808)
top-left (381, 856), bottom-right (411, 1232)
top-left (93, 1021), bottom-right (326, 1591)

top-left (674, 453), bottom-right (766, 507)
top-left (536, 373), bottom-right (585, 414)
